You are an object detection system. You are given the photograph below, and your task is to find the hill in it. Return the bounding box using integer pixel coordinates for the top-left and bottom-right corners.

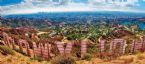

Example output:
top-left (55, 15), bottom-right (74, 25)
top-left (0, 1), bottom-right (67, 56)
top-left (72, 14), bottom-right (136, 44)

top-left (1, 49), bottom-right (145, 64)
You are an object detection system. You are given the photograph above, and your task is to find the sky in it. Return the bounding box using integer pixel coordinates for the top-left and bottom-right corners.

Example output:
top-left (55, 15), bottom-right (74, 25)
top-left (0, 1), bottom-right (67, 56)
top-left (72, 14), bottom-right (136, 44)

top-left (0, 0), bottom-right (145, 15)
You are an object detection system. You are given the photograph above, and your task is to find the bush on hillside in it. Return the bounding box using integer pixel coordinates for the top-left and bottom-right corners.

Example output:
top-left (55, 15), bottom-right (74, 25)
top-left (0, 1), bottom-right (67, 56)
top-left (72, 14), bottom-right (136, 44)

top-left (0, 45), bottom-right (15, 55)
top-left (15, 49), bottom-right (27, 56)
top-left (31, 56), bottom-right (44, 62)
top-left (82, 53), bottom-right (92, 61)
top-left (50, 55), bottom-right (76, 64)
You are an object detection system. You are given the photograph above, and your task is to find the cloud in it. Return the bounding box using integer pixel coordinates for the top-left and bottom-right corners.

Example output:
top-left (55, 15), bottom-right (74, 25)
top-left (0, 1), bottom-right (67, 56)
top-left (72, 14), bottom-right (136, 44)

top-left (89, 0), bottom-right (138, 7)
top-left (0, 0), bottom-right (144, 15)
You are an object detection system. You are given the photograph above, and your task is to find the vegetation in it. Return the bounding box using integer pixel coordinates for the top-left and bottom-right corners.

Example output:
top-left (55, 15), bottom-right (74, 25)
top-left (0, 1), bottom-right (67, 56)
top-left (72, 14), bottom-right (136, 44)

top-left (82, 53), bottom-right (92, 61)
top-left (50, 55), bottom-right (76, 64)
top-left (1, 15), bottom-right (145, 64)
top-left (15, 49), bottom-right (27, 56)
top-left (0, 45), bottom-right (15, 55)
top-left (31, 56), bottom-right (44, 62)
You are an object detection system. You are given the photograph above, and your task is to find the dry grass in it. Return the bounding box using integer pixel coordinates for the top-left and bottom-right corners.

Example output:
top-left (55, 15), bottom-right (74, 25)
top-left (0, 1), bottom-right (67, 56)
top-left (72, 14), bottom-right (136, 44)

top-left (2, 51), bottom-right (145, 64)
top-left (119, 55), bottom-right (134, 64)
top-left (0, 51), bottom-right (50, 64)
top-left (77, 52), bottom-right (145, 64)
top-left (136, 53), bottom-right (145, 60)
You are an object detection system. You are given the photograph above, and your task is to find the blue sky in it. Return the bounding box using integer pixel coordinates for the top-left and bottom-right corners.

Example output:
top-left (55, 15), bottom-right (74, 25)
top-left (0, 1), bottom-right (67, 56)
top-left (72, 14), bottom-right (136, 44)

top-left (0, 0), bottom-right (22, 6)
top-left (0, 0), bottom-right (89, 6)
top-left (0, 0), bottom-right (145, 15)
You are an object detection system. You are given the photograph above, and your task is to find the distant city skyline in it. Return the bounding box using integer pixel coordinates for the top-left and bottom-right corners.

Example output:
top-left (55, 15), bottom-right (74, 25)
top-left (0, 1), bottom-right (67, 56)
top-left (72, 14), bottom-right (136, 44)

top-left (0, 0), bottom-right (145, 15)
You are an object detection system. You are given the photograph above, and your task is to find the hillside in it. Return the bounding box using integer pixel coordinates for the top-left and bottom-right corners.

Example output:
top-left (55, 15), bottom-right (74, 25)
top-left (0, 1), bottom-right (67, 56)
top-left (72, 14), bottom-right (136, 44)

top-left (1, 50), bottom-right (145, 64)
top-left (0, 51), bottom-right (49, 64)
top-left (1, 11), bottom-right (145, 64)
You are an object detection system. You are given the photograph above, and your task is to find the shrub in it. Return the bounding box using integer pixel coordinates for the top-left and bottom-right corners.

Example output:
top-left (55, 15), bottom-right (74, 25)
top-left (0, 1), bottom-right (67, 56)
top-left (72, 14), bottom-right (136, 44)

top-left (15, 49), bottom-right (27, 56)
top-left (0, 45), bottom-right (15, 55)
top-left (88, 44), bottom-right (98, 54)
top-left (7, 57), bottom-right (12, 62)
top-left (82, 53), bottom-right (92, 61)
top-left (31, 56), bottom-right (44, 62)
top-left (39, 33), bottom-right (50, 38)
top-left (50, 55), bottom-right (76, 64)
